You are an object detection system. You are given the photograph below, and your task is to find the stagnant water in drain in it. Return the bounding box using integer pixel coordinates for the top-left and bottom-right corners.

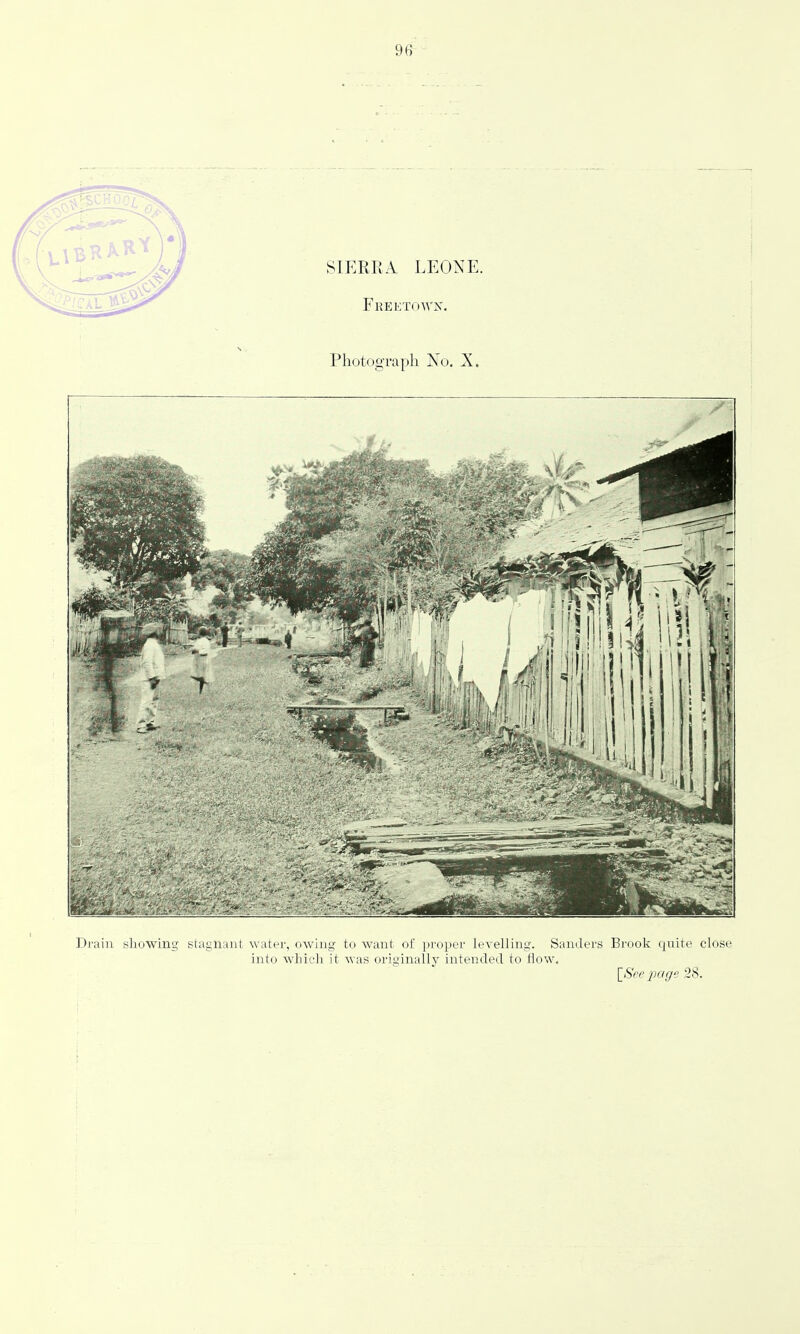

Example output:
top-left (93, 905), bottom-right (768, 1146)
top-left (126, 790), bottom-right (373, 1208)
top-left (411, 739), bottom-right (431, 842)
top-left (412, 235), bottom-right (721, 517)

top-left (302, 698), bottom-right (623, 912)
top-left (415, 863), bottom-right (624, 916)
top-left (304, 699), bottom-right (385, 771)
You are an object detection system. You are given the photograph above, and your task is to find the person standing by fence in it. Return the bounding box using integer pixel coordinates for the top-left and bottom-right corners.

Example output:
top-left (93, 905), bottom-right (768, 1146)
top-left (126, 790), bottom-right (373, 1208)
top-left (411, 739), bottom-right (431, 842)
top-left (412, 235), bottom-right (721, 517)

top-left (355, 618), bottom-right (378, 668)
top-left (221, 622), bottom-right (229, 648)
top-left (136, 624), bottom-right (165, 733)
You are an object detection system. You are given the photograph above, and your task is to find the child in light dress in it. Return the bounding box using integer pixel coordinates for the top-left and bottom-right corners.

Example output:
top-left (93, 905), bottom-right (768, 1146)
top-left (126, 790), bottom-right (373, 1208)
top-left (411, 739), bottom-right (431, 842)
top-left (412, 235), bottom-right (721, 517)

top-left (190, 626), bottom-right (215, 694)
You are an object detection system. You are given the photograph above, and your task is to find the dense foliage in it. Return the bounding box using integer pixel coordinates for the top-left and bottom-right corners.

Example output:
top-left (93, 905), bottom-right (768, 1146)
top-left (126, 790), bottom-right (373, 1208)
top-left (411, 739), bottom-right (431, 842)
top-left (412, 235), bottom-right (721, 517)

top-left (193, 548), bottom-right (254, 622)
top-left (70, 584), bottom-right (130, 618)
top-left (251, 438), bottom-right (559, 618)
top-left (71, 454), bottom-right (207, 591)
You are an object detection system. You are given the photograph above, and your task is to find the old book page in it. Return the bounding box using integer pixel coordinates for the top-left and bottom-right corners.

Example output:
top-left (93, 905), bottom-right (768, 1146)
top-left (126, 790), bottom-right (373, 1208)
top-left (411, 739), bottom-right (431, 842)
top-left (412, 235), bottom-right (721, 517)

top-left (2, 3), bottom-right (797, 1330)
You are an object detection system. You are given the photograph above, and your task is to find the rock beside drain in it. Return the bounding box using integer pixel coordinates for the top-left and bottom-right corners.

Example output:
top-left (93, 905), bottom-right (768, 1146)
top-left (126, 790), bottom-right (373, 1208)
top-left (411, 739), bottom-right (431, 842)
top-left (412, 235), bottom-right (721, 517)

top-left (373, 861), bottom-right (452, 915)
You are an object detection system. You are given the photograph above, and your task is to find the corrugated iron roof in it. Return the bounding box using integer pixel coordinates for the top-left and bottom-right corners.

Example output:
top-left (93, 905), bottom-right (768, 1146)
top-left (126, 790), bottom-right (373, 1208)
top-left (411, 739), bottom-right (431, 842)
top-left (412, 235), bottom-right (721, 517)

top-left (503, 474), bottom-right (641, 567)
top-left (599, 399), bottom-right (734, 483)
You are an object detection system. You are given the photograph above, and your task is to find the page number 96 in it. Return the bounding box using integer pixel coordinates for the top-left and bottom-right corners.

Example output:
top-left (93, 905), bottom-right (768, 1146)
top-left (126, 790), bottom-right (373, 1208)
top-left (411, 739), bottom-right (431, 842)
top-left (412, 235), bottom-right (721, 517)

top-left (395, 43), bottom-right (413, 56)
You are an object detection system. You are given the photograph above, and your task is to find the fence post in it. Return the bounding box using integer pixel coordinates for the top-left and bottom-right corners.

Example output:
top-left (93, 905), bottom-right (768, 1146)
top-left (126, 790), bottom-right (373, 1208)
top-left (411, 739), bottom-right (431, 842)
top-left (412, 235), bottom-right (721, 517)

top-left (708, 594), bottom-right (733, 821)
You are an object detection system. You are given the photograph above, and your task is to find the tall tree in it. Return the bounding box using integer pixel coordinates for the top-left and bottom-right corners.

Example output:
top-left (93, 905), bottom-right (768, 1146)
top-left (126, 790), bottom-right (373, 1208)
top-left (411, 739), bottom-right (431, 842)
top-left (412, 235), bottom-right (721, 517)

top-left (251, 439), bottom-right (434, 612)
top-left (71, 455), bottom-right (206, 590)
top-left (314, 485), bottom-right (497, 617)
top-left (526, 452), bottom-right (590, 523)
top-left (193, 549), bottom-right (253, 616)
top-left (445, 451), bottom-right (536, 539)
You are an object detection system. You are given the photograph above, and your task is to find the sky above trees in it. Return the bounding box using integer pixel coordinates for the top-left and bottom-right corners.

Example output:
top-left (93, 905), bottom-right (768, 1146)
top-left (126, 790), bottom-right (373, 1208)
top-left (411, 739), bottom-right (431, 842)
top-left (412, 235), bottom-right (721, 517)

top-left (68, 397), bottom-right (725, 553)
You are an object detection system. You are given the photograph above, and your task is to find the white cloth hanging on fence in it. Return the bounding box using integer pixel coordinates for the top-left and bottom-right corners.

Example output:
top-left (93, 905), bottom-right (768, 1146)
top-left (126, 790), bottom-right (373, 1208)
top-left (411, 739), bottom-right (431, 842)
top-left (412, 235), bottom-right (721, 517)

top-left (409, 609), bottom-right (421, 660)
top-left (506, 589), bottom-right (547, 683)
top-left (445, 598), bottom-right (471, 683)
top-left (459, 594), bottom-right (514, 713)
top-left (417, 611), bottom-right (433, 675)
top-left (409, 608), bottom-right (434, 676)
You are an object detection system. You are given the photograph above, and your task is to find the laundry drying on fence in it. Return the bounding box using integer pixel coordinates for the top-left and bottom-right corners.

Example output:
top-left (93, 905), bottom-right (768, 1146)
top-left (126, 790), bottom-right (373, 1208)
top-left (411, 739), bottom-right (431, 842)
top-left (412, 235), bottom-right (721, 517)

top-left (382, 577), bottom-right (733, 816)
top-left (409, 609), bottom-right (433, 676)
top-left (459, 594), bottom-right (514, 713)
top-left (445, 597), bottom-right (470, 684)
top-left (506, 588), bottom-right (547, 683)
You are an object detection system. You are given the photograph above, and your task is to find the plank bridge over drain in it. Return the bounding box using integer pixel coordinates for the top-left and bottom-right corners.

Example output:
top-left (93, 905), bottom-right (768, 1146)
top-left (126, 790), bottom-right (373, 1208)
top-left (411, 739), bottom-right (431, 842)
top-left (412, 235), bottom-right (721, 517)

top-left (288, 703), bottom-right (409, 726)
top-left (343, 817), bottom-right (666, 874)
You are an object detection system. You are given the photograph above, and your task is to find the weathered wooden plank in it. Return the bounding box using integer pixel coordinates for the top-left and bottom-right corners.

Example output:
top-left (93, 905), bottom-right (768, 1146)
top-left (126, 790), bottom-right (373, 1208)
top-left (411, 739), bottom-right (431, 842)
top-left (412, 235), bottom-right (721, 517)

top-left (643, 500), bottom-right (733, 531)
top-left (679, 586), bottom-right (692, 792)
top-left (657, 590), bottom-right (675, 785)
top-left (708, 594), bottom-right (733, 821)
top-left (648, 591), bottom-right (663, 782)
top-left (600, 582), bottom-right (614, 760)
top-left (559, 590), bottom-right (570, 742)
top-left (642, 565), bottom-right (686, 587)
top-left (686, 585), bottom-right (705, 798)
top-left (641, 525), bottom-right (685, 551)
top-left (566, 598), bottom-right (576, 745)
top-left (611, 582), bottom-right (624, 763)
top-left (698, 593), bottom-right (715, 809)
top-left (663, 587), bottom-right (682, 788)
top-left (581, 591), bottom-right (591, 750)
top-left (629, 588), bottom-right (643, 773)
top-left (591, 595), bottom-right (602, 758)
top-left (356, 833), bottom-right (631, 852)
top-left (642, 588), bottom-right (653, 778)
top-left (384, 843), bottom-right (666, 873)
top-left (618, 583), bottom-right (634, 768)
top-left (345, 818), bottom-right (628, 840)
top-left (287, 703), bottom-right (408, 713)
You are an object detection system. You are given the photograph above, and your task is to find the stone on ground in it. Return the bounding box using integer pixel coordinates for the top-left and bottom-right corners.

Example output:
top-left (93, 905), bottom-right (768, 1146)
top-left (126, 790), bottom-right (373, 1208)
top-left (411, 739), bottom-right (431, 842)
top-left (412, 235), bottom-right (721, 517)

top-left (374, 860), bottom-right (451, 914)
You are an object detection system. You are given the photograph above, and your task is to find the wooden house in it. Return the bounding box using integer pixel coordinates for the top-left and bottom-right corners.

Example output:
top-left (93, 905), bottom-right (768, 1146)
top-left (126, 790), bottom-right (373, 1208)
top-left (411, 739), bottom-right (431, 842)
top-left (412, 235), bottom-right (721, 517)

top-left (598, 400), bottom-right (734, 596)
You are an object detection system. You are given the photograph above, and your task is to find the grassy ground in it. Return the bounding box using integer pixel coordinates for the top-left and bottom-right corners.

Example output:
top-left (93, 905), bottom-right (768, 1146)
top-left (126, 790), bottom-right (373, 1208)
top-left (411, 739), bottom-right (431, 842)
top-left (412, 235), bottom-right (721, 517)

top-left (70, 646), bottom-right (388, 916)
top-left (69, 645), bottom-right (733, 917)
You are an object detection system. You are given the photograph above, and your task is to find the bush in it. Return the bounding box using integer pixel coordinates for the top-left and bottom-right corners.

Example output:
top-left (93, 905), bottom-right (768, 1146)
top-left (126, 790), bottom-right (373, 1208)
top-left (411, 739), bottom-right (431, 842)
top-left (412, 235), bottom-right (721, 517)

top-left (71, 584), bottom-right (128, 618)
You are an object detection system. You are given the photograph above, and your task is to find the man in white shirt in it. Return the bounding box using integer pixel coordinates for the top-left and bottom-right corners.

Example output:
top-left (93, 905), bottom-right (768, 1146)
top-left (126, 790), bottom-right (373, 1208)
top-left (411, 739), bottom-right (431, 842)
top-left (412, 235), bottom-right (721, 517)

top-left (136, 624), bottom-right (166, 733)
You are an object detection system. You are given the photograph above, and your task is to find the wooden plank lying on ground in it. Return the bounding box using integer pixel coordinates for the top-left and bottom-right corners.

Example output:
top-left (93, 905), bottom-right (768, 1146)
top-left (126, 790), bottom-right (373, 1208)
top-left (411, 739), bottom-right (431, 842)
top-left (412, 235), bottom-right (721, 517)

top-left (346, 817), bottom-right (628, 832)
top-left (344, 818), bottom-right (627, 841)
top-left (365, 845), bottom-right (667, 873)
top-left (350, 830), bottom-right (634, 851)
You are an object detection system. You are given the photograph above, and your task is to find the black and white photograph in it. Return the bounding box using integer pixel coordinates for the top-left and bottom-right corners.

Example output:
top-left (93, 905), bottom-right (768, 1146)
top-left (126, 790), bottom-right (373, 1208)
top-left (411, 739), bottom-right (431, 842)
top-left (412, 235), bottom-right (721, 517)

top-left (69, 395), bottom-right (734, 918)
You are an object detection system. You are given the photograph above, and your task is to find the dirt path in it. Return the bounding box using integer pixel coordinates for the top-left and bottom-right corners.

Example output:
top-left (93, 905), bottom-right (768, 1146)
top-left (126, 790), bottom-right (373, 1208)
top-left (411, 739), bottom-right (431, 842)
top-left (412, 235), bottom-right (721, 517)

top-left (119, 645), bottom-right (224, 688)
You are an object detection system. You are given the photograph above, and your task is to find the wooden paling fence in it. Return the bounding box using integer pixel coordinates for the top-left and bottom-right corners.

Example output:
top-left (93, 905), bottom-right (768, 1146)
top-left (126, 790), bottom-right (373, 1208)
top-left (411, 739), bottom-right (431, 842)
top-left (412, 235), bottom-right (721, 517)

top-left (69, 614), bottom-right (189, 657)
top-left (383, 583), bottom-right (732, 816)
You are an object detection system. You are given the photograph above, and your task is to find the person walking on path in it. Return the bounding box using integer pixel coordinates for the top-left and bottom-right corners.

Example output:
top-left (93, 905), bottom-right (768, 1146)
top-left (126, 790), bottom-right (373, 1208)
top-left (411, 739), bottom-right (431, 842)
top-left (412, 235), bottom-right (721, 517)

top-left (221, 623), bottom-right (229, 648)
top-left (284, 628), bottom-right (293, 650)
top-left (191, 626), bottom-right (215, 694)
top-left (136, 624), bottom-right (165, 733)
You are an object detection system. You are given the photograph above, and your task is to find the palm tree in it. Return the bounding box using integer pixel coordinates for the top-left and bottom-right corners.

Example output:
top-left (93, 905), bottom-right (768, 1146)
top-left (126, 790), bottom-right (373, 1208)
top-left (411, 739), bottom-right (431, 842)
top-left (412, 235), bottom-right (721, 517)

top-left (526, 452), bottom-right (590, 524)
